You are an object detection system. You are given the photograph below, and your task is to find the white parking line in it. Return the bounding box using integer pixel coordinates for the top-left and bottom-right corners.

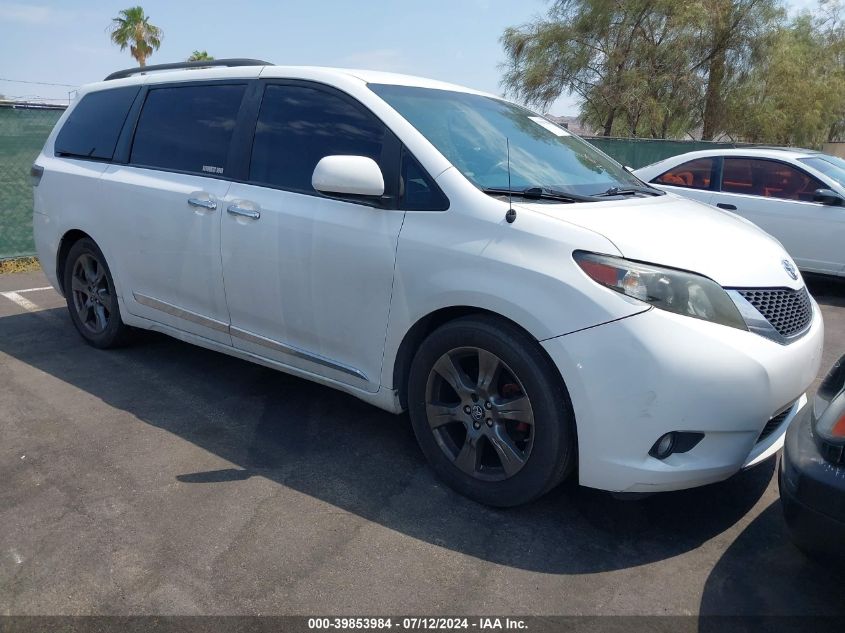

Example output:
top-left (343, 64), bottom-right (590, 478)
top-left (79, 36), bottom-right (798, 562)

top-left (0, 291), bottom-right (42, 312)
top-left (0, 286), bottom-right (60, 315)
top-left (15, 286), bottom-right (53, 294)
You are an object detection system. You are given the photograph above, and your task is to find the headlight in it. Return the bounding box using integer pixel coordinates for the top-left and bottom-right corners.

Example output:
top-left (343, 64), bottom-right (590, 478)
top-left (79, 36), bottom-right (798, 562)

top-left (574, 251), bottom-right (747, 331)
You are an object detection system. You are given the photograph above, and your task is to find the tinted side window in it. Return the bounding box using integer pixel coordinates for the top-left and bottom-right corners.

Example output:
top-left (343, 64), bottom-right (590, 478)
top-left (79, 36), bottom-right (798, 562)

top-left (55, 87), bottom-right (139, 160)
top-left (130, 84), bottom-right (246, 176)
top-left (722, 158), bottom-right (824, 202)
top-left (249, 84), bottom-right (386, 193)
top-left (401, 149), bottom-right (449, 211)
top-left (653, 157), bottom-right (715, 190)
top-left (721, 158), bottom-right (754, 194)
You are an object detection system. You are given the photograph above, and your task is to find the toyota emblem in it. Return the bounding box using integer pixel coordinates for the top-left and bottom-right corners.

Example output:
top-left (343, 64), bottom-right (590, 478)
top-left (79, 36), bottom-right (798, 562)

top-left (782, 259), bottom-right (799, 281)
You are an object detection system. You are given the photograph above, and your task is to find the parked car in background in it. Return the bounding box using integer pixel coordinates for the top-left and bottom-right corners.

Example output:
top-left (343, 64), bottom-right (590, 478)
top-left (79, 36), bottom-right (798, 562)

top-left (780, 354), bottom-right (845, 562)
top-left (33, 60), bottom-right (824, 506)
top-left (635, 148), bottom-right (845, 278)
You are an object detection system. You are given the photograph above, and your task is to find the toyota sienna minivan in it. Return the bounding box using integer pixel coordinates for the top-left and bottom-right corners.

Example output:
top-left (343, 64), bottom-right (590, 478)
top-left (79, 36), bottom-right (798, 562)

top-left (32, 59), bottom-right (824, 506)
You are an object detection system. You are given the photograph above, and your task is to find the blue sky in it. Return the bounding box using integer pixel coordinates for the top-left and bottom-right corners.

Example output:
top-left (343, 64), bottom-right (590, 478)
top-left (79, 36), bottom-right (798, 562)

top-left (0, 0), bottom-right (818, 115)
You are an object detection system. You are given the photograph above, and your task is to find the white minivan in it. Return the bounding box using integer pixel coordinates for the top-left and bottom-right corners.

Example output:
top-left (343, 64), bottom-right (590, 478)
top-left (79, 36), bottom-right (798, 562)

top-left (33, 60), bottom-right (824, 506)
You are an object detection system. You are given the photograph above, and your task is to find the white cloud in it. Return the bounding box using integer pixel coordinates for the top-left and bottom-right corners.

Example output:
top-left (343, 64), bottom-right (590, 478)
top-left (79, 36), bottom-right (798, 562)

top-left (0, 2), bottom-right (53, 24)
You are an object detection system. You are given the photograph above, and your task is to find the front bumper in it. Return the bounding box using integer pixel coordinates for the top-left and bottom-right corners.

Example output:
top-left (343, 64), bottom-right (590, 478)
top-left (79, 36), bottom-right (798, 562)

top-left (542, 297), bottom-right (824, 493)
top-left (780, 356), bottom-right (845, 560)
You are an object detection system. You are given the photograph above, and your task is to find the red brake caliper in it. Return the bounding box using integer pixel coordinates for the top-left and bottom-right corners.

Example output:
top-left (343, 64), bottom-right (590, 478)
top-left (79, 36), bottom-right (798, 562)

top-left (502, 383), bottom-right (530, 433)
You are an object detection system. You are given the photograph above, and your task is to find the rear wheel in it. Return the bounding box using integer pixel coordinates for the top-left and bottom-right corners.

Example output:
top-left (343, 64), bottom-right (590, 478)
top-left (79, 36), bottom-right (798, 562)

top-left (407, 315), bottom-right (575, 506)
top-left (63, 238), bottom-right (132, 349)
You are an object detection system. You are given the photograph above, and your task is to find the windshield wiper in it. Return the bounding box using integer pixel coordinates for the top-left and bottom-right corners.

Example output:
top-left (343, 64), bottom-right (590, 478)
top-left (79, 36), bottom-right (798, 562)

top-left (482, 186), bottom-right (598, 203)
top-left (592, 185), bottom-right (664, 197)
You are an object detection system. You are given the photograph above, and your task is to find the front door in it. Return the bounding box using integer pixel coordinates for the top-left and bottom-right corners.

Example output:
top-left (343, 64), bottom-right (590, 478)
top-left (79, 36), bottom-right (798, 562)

top-left (221, 82), bottom-right (404, 391)
top-left (713, 157), bottom-right (843, 274)
top-left (649, 156), bottom-right (717, 206)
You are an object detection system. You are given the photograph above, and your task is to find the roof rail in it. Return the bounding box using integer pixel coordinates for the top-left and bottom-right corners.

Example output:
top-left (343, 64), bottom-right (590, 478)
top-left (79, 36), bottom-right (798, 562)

top-left (104, 58), bottom-right (272, 81)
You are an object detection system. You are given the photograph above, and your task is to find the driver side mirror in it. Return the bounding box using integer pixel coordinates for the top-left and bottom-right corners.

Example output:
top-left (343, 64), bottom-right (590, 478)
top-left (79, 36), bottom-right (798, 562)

top-left (813, 188), bottom-right (845, 206)
top-left (312, 155), bottom-right (385, 198)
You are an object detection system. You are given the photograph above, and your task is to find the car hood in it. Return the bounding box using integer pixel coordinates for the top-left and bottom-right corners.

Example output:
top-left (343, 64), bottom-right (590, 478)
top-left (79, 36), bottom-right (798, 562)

top-left (515, 193), bottom-right (804, 289)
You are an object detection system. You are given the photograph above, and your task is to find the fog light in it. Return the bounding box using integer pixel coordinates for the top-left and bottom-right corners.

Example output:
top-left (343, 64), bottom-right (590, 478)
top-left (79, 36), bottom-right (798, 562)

top-left (649, 431), bottom-right (705, 459)
top-left (651, 433), bottom-right (676, 460)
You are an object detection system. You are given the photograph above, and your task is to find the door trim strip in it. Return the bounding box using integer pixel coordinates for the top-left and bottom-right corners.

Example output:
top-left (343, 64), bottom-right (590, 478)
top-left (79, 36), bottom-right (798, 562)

top-left (133, 292), bottom-right (230, 333)
top-left (132, 292), bottom-right (368, 382)
top-left (230, 326), bottom-right (368, 382)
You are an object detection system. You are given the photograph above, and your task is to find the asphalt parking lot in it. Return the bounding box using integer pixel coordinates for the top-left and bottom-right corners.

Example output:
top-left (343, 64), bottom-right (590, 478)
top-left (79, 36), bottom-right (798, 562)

top-left (1, 270), bottom-right (844, 617)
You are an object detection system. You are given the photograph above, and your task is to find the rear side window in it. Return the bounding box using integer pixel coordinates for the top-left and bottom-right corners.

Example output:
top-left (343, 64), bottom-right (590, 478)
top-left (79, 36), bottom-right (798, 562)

top-left (401, 149), bottom-right (449, 211)
top-left (130, 84), bottom-right (246, 176)
top-left (722, 158), bottom-right (824, 201)
top-left (653, 157), bottom-right (716, 190)
top-left (249, 84), bottom-right (387, 193)
top-left (55, 87), bottom-right (139, 160)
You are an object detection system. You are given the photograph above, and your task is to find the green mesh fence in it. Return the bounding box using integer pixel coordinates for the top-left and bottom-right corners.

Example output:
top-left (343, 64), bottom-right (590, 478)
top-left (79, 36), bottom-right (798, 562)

top-left (0, 106), bottom-right (748, 260)
top-left (584, 136), bottom-right (744, 169)
top-left (0, 105), bottom-right (64, 259)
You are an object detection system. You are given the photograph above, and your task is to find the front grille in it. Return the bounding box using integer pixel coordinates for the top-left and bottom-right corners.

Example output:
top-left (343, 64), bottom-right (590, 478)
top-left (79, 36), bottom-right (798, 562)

top-left (738, 287), bottom-right (812, 338)
top-left (758, 408), bottom-right (791, 443)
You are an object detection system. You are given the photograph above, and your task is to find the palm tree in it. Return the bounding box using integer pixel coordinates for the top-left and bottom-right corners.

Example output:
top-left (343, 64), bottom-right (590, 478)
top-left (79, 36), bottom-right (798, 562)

top-left (187, 50), bottom-right (214, 62)
top-left (109, 6), bottom-right (162, 68)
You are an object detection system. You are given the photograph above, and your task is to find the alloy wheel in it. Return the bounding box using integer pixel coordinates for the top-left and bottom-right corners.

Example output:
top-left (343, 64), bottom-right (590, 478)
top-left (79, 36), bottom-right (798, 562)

top-left (70, 253), bottom-right (113, 334)
top-left (424, 346), bottom-right (535, 481)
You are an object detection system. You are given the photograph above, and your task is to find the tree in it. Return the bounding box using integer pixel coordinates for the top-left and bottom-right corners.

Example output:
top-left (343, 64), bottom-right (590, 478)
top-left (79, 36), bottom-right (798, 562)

top-left (501, 1), bottom-right (668, 136)
top-left (499, 0), bottom-right (782, 139)
top-left (187, 50), bottom-right (214, 62)
top-left (724, 5), bottom-right (845, 145)
top-left (692, 0), bottom-right (784, 139)
top-left (109, 6), bottom-right (162, 68)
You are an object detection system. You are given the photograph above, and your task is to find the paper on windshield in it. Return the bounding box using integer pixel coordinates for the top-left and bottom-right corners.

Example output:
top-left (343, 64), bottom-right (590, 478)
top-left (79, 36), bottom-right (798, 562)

top-left (528, 116), bottom-right (571, 137)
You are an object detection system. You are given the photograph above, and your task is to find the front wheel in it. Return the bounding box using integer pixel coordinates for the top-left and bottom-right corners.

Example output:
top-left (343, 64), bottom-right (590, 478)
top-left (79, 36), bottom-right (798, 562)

top-left (407, 315), bottom-right (576, 507)
top-left (63, 238), bottom-right (133, 349)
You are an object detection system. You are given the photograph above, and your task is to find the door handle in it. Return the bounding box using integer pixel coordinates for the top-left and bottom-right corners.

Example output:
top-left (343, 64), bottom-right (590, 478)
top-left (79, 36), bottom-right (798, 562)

top-left (227, 203), bottom-right (261, 220)
top-left (716, 203), bottom-right (737, 211)
top-left (188, 197), bottom-right (217, 210)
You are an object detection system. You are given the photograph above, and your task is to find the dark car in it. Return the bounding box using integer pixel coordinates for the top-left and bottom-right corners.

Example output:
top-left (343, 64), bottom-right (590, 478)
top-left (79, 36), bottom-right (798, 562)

top-left (780, 353), bottom-right (845, 561)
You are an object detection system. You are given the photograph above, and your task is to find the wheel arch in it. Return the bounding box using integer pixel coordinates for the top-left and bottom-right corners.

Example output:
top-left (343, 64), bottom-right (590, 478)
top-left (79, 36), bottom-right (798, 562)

top-left (56, 229), bottom-right (94, 295)
top-left (391, 305), bottom-right (572, 414)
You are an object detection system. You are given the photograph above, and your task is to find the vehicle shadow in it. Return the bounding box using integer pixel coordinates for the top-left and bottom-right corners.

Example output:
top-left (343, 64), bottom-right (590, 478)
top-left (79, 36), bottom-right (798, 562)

top-left (699, 503), bottom-right (845, 624)
top-left (0, 308), bottom-right (790, 576)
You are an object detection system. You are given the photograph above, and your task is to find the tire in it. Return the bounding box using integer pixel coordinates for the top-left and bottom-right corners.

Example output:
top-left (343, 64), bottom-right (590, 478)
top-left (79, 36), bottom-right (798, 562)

top-left (407, 315), bottom-right (576, 507)
top-left (63, 238), bottom-right (133, 349)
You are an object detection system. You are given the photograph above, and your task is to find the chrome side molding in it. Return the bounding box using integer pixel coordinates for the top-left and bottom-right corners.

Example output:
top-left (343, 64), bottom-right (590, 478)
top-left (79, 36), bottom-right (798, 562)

top-left (229, 326), bottom-right (368, 382)
top-left (133, 292), bottom-right (229, 333)
top-left (132, 292), bottom-right (368, 382)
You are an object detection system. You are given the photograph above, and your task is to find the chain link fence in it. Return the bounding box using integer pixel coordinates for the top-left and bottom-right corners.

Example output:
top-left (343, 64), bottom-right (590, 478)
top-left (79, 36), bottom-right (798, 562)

top-left (0, 104), bottom-right (64, 259)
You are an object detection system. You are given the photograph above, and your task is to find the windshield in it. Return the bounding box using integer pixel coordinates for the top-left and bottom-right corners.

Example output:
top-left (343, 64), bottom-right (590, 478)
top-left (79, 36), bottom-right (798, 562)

top-left (369, 84), bottom-right (643, 197)
top-left (798, 155), bottom-right (845, 189)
